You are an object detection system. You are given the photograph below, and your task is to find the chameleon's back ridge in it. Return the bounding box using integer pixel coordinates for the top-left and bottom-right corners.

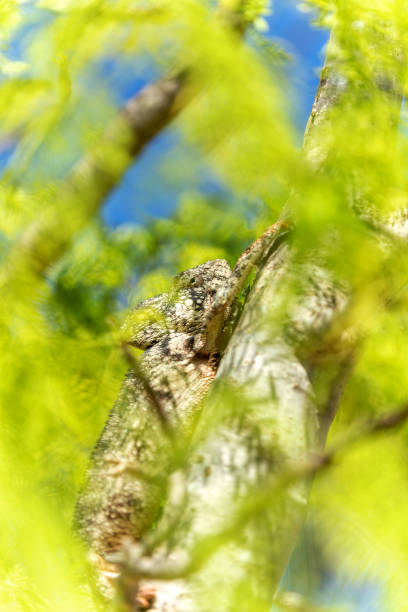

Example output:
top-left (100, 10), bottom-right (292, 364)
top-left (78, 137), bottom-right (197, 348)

top-left (75, 259), bottom-right (233, 556)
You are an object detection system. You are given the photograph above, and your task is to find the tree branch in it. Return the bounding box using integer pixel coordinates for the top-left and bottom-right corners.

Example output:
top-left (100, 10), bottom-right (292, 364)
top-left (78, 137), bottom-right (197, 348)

top-left (2, 2), bottom-right (254, 286)
top-left (112, 22), bottom-right (406, 611)
top-left (108, 402), bottom-right (408, 582)
top-left (2, 74), bottom-right (187, 285)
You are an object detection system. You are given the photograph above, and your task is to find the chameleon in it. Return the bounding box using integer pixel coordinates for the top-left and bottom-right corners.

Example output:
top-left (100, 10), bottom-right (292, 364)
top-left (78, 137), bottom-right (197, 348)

top-left (74, 221), bottom-right (288, 568)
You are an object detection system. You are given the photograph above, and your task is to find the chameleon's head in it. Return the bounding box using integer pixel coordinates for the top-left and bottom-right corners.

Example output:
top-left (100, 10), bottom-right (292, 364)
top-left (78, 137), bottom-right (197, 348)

top-left (174, 259), bottom-right (232, 294)
top-left (124, 260), bottom-right (232, 351)
top-left (169, 259), bottom-right (232, 354)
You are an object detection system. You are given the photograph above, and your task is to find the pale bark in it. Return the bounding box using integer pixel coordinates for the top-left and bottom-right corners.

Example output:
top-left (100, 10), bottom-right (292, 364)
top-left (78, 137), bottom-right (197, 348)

top-left (111, 42), bottom-right (348, 612)
top-left (111, 26), bottom-right (405, 612)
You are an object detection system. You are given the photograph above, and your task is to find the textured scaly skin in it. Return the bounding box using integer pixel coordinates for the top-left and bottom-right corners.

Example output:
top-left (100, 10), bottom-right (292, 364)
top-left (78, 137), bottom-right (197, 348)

top-left (75, 260), bottom-right (232, 556)
top-left (75, 222), bottom-right (288, 560)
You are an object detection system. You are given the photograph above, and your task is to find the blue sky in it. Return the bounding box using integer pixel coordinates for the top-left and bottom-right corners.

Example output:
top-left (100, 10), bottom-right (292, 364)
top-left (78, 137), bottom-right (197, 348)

top-left (2, 4), bottom-right (387, 610)
top-left (0, 1), bottom-right (328, 228)
top-left (102, 1), bottom-right (329, 227)
top-left (101, 5), bottom-right (386, 610)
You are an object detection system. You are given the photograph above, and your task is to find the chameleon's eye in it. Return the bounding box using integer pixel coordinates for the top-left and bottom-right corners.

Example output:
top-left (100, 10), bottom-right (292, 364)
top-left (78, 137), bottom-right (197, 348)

top-left (189, 278), bottom-right (196, 286)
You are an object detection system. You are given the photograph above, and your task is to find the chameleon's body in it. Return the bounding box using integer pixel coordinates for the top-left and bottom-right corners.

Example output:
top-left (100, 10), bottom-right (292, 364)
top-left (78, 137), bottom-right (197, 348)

top-left (75, 260), bottom-right (233, 555)
top-left (75, 223), bottom-right (287, 560)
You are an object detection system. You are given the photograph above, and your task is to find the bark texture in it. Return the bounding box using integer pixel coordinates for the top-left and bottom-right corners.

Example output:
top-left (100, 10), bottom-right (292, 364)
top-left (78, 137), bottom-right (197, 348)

top-left (110, 28), bottom-right (404, 612)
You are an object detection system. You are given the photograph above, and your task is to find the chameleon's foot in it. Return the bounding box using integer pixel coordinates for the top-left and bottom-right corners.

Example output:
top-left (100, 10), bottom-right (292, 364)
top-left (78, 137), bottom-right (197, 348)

top-left (90, 551), bottom-right (120, 597)
top-left (135, 586), bottom-right (157, 610)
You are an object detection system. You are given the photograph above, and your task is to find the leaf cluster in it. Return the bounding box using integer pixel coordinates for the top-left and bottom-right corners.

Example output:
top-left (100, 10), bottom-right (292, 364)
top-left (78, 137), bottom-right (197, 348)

top-left (0, 1), bottom-right (408, 610)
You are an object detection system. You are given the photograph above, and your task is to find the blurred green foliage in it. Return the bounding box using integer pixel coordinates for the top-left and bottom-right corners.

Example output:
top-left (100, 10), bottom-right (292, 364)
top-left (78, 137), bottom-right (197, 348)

top-left (1, 0), bottom-right (408, 610)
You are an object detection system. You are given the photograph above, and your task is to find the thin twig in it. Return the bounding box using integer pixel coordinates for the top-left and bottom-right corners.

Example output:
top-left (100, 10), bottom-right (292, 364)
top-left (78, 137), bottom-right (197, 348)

top-left (107, 402), bottom-right (408, 580)
top-left (318, 354), bottom-right (356, 446)
top-left (120, 342), bottom-right (174, 440)
top-left (275, 591), bottom-right (335, 612)
top-left (105, 454), bottom-right (165, 485)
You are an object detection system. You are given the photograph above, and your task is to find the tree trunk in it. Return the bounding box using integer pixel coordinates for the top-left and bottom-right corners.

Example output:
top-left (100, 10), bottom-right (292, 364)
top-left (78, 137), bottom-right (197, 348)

top-left (111, 24), bottom-right (404, 611)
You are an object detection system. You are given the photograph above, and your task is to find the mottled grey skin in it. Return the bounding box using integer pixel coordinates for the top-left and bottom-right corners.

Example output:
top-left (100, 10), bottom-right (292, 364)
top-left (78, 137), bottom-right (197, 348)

top-left (75, 222), bottom-right (288, 560)
top-left (75, 260), bottom-right (233, 556)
